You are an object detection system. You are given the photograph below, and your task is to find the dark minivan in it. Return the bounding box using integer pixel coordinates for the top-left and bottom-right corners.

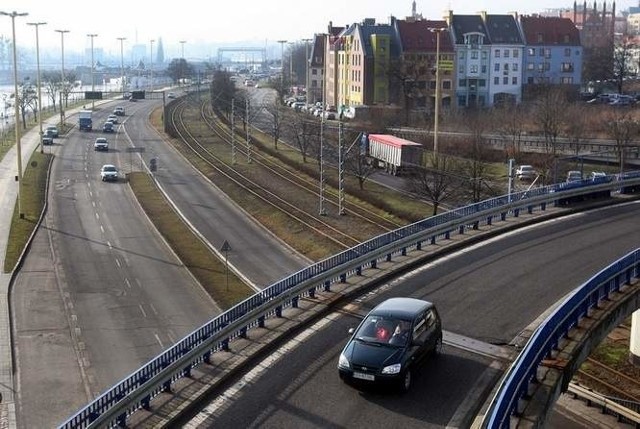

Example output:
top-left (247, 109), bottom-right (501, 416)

top-left (338, 297), bottom-right (442, 392)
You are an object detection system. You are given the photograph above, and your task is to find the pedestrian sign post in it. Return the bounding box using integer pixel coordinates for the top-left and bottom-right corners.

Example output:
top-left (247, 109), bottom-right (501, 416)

top-left (221, 240), bottom-right (232, 291)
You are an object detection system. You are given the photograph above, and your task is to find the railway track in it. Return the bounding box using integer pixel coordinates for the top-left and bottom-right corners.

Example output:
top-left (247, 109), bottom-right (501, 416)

top-left (168, 96), bottom-right (395, 253)
top-left (198, 101), bottom-right (406, 231)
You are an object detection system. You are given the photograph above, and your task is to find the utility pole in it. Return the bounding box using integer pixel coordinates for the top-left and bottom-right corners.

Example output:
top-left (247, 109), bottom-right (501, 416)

top-left (246, 98), bottom-right (251, 163)
top-left (302, 38), bottom-right (312, 104)
top-left (277, 40), bottom-right (287, 94)
top-left (149, 39), bottom-right (155, 92)
top-left (231, 98), bottom-right (236, 165)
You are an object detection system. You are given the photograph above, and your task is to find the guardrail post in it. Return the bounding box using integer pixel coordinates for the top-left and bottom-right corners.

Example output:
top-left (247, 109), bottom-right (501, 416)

top-left (340, 273), bottom-right (347, 283)
top-left (203, 351), bottom-right (211, 364)
top-left (487, 216), bottom-right (492, 226)
top-left (276, 305), bottom-right (282, 317)
top-left (356, 266), bottom-right (362, 275)
top-left (473, 221), bottom-right (479, 230)
top-left (416, 241), bottom-right (422, 250)
top-left (324, 280), bottom-right (331, 291)
top-left (371, 259), bottom-right (377, 268)
top-left (459, 225), bottom-right (465, 234)
top-left (445, 231), bottom-right (451, 239)
top-left (117, 412), bottom-right (127, 427)
top-left (222, 338), bottom-right (230, 351)
top-left (308, 287), bottom-right (316, 298)
top-left (258, 315), bottom-right (265, 328)
top-left (401, 247), bottom-right (407, 256)
top-left (292, 296), bottom-right (299, 308)
top-left (184, 364), bottom-right (192, 378)
top-left (142, 394), bottom-right (151, 410)
top-left (386, 253), bottom-right (392, 262)
top-left (240, 326), bottom-right (247, 338)
top-left (431, 236), bottom-right (436, 245)
top-left (501, 212), bottom-right (507, 221)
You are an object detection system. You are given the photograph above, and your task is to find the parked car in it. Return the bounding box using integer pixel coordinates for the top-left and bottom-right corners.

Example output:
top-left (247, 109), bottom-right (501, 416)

top-left (338, 297), bottom-right (442, 392)
top-left (100, 164), bottom-right (118, 182)
top-left (94, 137), bottom-right (109, 151)
top-left (515, 165), bottom-right (536, 181)
top-left (45, 125), bottom-right (59, 138)
top-left (566, 170), bottom-right (583, 182)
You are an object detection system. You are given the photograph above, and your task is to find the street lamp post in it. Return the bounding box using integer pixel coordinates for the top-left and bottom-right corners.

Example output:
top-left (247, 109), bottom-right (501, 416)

top-left (288, 42), bottom-right (294, 86)
top-left (1, 10), bottom-right (28, 218)
top-left (429, 27), bottom-right (445, 154)
top-left (87, 33), bottom-right (98, 109)
top-left (117, 37), bottom-right (126, 97)
top-left (179, 40), bottom-right (186, 85)
top-left (28, 21), bottom-right (47, 154)
top-left (302, 38), bottom-right (312, 104)
top-left (277, 40), bottom-right (287, 93)
top-left (55, 29), bottom-right (69, 126)
top-left (149, 39), bottom-right (155, 92)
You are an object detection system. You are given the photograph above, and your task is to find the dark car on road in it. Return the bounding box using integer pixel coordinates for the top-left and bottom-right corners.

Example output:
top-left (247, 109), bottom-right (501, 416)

top-left (338, 297), bottom-right (442, 392)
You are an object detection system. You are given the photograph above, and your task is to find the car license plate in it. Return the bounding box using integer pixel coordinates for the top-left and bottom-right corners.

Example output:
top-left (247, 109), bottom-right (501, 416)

top-left (353, 372), bottom-right (375, 381)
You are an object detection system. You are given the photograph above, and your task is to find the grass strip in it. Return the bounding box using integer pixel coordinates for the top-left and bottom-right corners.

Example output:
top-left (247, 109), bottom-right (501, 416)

top-left (4, 152), bottom-right (52, 273)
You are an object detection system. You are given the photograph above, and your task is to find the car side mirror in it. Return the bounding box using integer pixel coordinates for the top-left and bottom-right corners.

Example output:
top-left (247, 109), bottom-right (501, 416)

top-left (348, 328), bottom-right (355, 335)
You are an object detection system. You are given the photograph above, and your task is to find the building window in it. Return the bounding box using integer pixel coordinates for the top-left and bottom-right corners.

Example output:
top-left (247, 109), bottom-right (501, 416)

top-left (495, 49), bottom-right (500, 58)
top-left (561, 62), bottom-right (574, 72)
top-left (561, 76), bottom-right (574, 84)
top-left (537, 63), bottom-right (544, 71)
top-left (494, 76), bottom-right (500, 85)
top-left (544, 62), bottom-right (550, 71)
top-left (503, 63), bottom-right (509, 71)
top-left (442, 80), bottom-right (451, 89)
top-left (513, 49), bottom-right (519, 58)
top-left (544, 48), bottom-right (551, 59)
top-left (528, 48), bottom-right (535, 56)
top-left (459, 79), bottom-right (467, 87)
top-left (503, 76), bottom-right (508, 85)
top-left (471, 51), bottom-right (479, 59)
top-left (458, 95), bottom-right (467, 106)
top-left (470, 64), bottom-right (478, 73)
top-left (537, 33), bottom-right (543, 43)
top-left (459, 65), bottom-right (465, 74)
top-left (504, 49), bottom-right (509, 58)
top-left (494, 63), bottom-right (500, 72)
top-left (312, 69), bottom-right (317, 75)
top-left (429, 80), bottom-right (436, 90)
top-left (482, 51), bottom-right (487, 59)
top-left (459, 52), bottom-right (465, 59)
top-left (539, 48), bottom-right (545, 57)
top-left (527, 76), bottom-right (534, 84)
top-left (512, 76), bottom-right (517, 85)
top-left (479, 79), bottom-right (486, 87)
top-left (481, 65), bottom-right (487, 73)
top-left (564, 48), bottom-right (571, 57)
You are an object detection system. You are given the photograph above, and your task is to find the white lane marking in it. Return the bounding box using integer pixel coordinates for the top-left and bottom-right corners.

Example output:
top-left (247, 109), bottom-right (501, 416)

top-left (139, 305), bottom-right (147, 318)
top-left (100, 225), bottom-right (104, 234)
top-left (154, 333), bottom-right (164, 349)
top-left (124, 278), bottom-right (132, 289)
top-left (107, 241), bottom-right (113, 250)
top-left (115, 259), bottom-right (121, 268)
top-left (149, 303), bottom-right (158, 315)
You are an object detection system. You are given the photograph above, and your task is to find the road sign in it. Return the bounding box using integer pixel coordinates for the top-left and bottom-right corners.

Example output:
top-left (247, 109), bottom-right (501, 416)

top-left (438, 60), bottom-right (454, 71)
top-left (221, 240), bottom-right (232, 252)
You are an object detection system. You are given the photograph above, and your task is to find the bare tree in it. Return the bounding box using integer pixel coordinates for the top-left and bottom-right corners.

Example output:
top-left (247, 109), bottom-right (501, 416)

top-left (495, 103), bottom-right (527, 159)
top-left (612, 37), bottom-right (635, 95)
top-left (564, 104), bottom-right (590, 158)
top-left (341, 129), bottom-right (376, 190)
top-left (17, 80), bottom-right (37, 129)
top-left (264, 101), bottom-right (286, 149)
top-left (406, 153), bottom-right (460, 215)
top-left (462, 110), bottom-right (490, 202)
top-left (387, 56), bottom-right (430, 124)
top-left (288, 115), bottom-right (316, 163)
top-left (602, 109), bottom-right (640, 174)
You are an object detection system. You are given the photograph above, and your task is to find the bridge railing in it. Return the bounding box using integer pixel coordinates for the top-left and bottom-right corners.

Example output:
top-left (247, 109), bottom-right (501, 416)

top-left (58, 174), bottom-right (640, 429)
top-left (482, 248), bottom-right (640, 428)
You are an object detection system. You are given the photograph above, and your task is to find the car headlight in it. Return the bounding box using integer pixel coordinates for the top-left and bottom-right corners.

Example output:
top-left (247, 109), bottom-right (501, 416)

top-left (338, 353), bottom-right (350, 369)
top-left (381, 363), bottom-right (401, 375)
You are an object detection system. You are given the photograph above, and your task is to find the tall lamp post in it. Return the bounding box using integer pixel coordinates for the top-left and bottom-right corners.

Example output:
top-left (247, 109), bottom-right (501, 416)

top-left (288, 42), bottom-right (294, 86)
top-left (87, 33), bottom-right (98, 109)
top-left (117, 37), bottom-right (126, 97)
top-left (429, 27), bottom-right (445, 154)
top-left (277, 40), bottom-right (287, 93)
top-left (179, 40), bottom-right (186, 85)
top-left (55, 29), bottom-right (69, 126)
top-left (302, 38), bottom-right (312, 104)
top-left (149, 39), bottom-right (155, 92)
top-left (28, 21), bottom-right (47, 154)
top-left (1, 10), bottom-right (28, 218)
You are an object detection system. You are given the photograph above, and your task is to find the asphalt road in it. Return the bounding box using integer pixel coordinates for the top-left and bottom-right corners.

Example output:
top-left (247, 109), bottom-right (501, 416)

top-left (180, 201), bottom-right (640, 428)
top-left (12, 100), bottom-right (219, 429)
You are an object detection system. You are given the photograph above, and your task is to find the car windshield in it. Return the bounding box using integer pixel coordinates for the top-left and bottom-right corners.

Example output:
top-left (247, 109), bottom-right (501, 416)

top-left (103, 166), bottom-right (116, 172)
top-left (355, 315), bottom-right (411, 346)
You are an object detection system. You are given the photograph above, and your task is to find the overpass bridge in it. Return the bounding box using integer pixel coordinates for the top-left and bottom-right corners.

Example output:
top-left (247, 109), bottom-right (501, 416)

top-left (216, 47), bottom-right (268, 72)
top-left (59, 176), bottom-right (640, 428)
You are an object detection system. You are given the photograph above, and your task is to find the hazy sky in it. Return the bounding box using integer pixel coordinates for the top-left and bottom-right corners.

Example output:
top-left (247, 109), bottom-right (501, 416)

top-left (1, 0), bottom-right (637, 56)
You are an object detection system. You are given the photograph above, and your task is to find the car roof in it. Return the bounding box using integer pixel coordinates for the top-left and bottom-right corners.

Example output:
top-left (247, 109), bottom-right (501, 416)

top-left (370, 297), bottom-right (434, 319)
top-left (102, 164), bottom-right (116, 169)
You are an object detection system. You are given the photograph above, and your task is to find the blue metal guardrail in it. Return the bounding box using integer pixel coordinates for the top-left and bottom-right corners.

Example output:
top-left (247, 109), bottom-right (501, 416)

top-left (58, 173), bottom-right (640, 428)
top-left (483, 248), bottom-right (640, 428)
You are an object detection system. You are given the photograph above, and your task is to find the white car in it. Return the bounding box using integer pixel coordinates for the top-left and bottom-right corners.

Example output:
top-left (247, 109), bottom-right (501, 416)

top-left (94, 137), bottom-right (109, 151)
top-left (100, 164), bottom-right (118, 182)
top-left (515, 165), bottom-right (536, 181)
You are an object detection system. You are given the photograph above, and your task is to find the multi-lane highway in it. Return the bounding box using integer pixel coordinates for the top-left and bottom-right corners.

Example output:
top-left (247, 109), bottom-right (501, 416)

top-left (177, 201), bottom-right (640, 428)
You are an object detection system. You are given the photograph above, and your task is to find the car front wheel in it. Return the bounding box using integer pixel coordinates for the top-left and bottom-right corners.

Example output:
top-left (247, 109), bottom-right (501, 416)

top-left (400, 369), bottom-right (412, 393)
